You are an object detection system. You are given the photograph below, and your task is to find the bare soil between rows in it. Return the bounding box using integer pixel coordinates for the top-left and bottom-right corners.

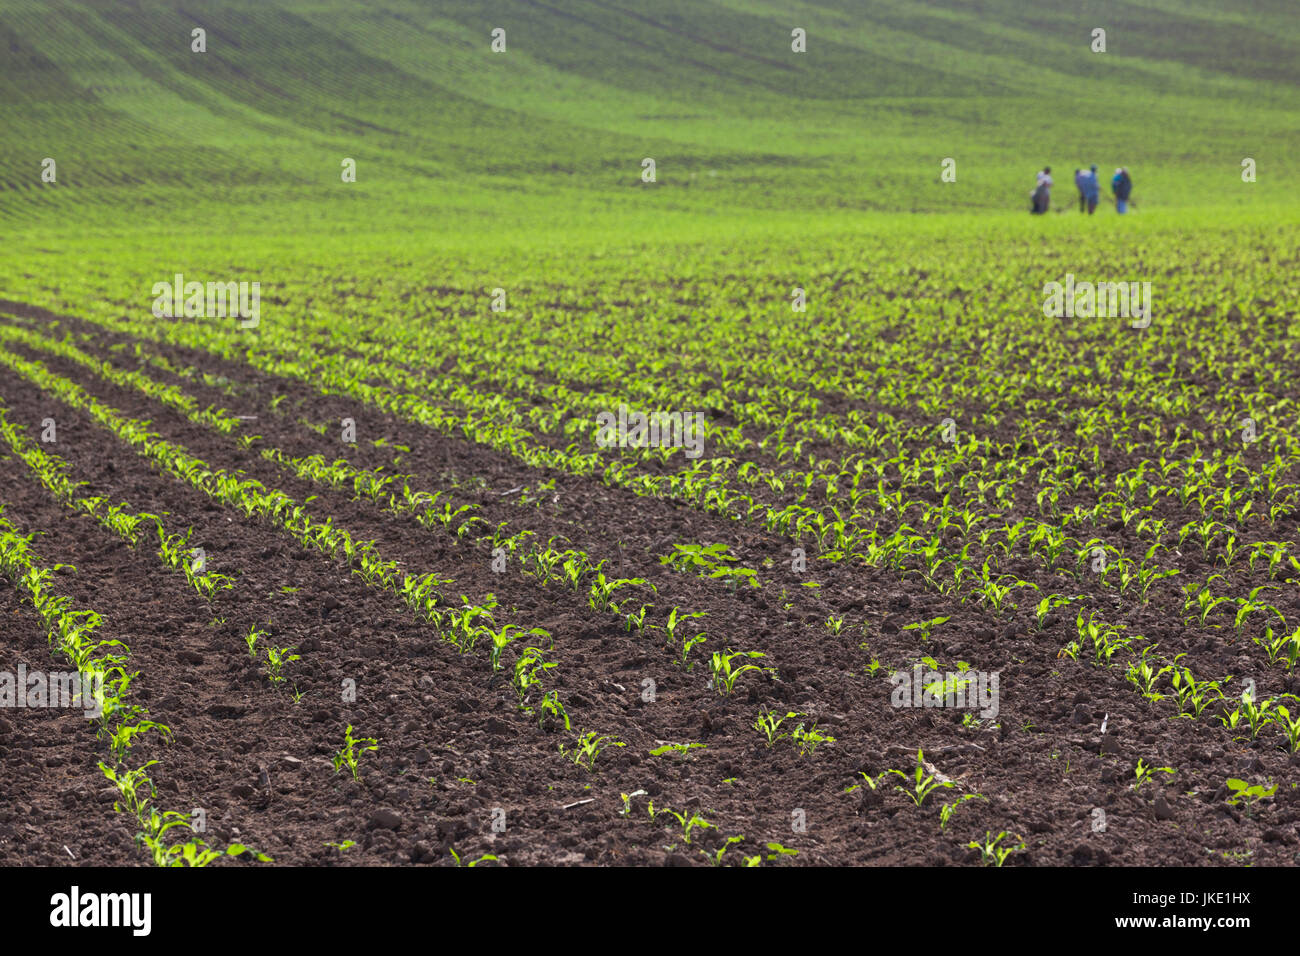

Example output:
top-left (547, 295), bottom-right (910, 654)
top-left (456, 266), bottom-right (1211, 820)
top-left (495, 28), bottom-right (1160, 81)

top-left (1, 301), bottom-right (1298, 865)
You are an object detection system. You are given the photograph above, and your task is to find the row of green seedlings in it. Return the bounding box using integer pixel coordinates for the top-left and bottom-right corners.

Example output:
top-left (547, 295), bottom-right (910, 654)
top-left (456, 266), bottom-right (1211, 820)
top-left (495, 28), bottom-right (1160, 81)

top-left (800, 510), bottom-right (1286, 617)
top-left (1, 335), bottom-right (478, 806)
top-left (0, 346), bottom-right (596, 749)
top-left (34, 310), bottom-right (1300, 604)
top-left (0, 342), bottom-right (583, 851)
top-left (261, 289), bottom-right (1288, 504)
top-left (21, 318), bottom-right (1152, 749)
top-left (23, 342), bottom-right (710, 710)
top-left (1123, 759), bottom-right (1276, 817)
top-left (0, 510), bottom-right (265, 866)
top-left (22, 254), bottom-right (1289, 587)
top-left (1121, 648), bottom-right (1300, 753)
top-left (617, 791), bottom-right (799, 867)
top-left (27, 333), bottom-right (775, 731)
top-left (48, 310), bottom-right (1003, 581)
top-left (0, 324), bottom-right (242, 438)
top-left (110, 331), bottom-right (1300, 730)
top-left (514, 539), bottom-right (784, 695)
top-left (255, 445), bottom-right (744, 663)
top-left (55, 307), bottom-right (1030, 614)
top-left (0, 403), bottom-right (234, 602)
top-left (263, 453), bottom-right (794, 725)
top-left (669, 433), bottom-right (1297, 586)
top-left (8, 343), bottom-right (641, 776)
top-left (251, 446), bottom-right (783, 737)
top-left (1, 399), bottom-right (302, 686)
top-left (44, 284), bottom-right (1041, 481)
top-left (0, 347), bottom-right (460, 629)
top-left (1058, 559), bottom-right (1300, 670)
top-left (1057, 601), bottom-right (1300, 753)
top-left (845, 749), bottom-right (1023, 866)
top-left (38, 254), bottom-right (1300, 535)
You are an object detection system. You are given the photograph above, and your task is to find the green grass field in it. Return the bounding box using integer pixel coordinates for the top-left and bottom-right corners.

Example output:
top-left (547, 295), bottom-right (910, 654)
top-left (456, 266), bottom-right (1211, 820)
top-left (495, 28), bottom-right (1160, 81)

top-left (3, 0), bottom-right (1296, 320)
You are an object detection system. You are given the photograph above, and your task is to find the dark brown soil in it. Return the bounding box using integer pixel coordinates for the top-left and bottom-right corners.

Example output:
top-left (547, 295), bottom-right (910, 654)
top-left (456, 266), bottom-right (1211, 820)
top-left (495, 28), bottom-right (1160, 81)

top-left (1, 300), bottom-right (1298, 867)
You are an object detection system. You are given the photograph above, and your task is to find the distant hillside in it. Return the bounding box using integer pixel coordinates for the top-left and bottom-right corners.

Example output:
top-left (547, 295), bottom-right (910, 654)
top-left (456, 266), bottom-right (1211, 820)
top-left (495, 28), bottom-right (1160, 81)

top-left (1, 0), bottom-right (1296, 233)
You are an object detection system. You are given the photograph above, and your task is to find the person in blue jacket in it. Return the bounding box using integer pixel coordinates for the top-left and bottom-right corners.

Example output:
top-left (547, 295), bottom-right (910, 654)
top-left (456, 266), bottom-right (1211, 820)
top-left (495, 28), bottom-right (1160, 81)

top-left (1111, 167), bottom-right (1133, 213)
top-left (1081, 164), bottom-right (1101, 214)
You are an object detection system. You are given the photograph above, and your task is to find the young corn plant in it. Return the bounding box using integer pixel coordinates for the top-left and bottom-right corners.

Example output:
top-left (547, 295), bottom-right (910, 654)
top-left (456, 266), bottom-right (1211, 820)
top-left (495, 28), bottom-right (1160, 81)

top-left (902, 615), bottom-right (949, 643)
top-left (588, 573), bottom-right (652, 614)
top-left (332, 725), bottom-right (378, 781)
top-left (244, 623), bottom-right (265, 659)
top-left (263, 645), bottom-right (299, 685)
top-left (1076, 610), bottom-right (1138, 666)
top-left (1224, 778), bottom-right (1277, 808)
top-left (537, 691), bottom-right (570, 732)
top-left (1133, 758), bottom-right (1176, 791)
top-left (1274, 705), bottom-right (1300, 753)
top-left (939, 793), bottom-right (984, 830)
top-left (791, 719), bottom-right (835, 756)
top-left (754, 708), bottom-right (799, 748)
top-left (700, 835), bottom-right (746, 867)
top-left (968, 831), bottom-right (1025, 867)
top-left (660, 606), bottom-right (709, 671)
top-left (487, 624), bottom-right (550, 673)
top-left (512, 646), bottom-right (555, 708)
top-left (1034, 594), bottom-right (1076, 630)
top-left (1240, 694), bottom-right (1276, 738)
top-left (663, 808), bottom-right (715, 845)
top-left (708, 649), bottom-right (773, 696)
top-left (888, 749), bottom-right (955, 807)
top-left (1125, 647), bottom-right (1172, 703)
top-left (649, 742), bottom-right (707, 759)
top-left (624, 603), bottom-right (651, 635)
top-left (559, 731), bottom-right (624, 772)
top-left (1183, 578), bottom-right (1231, 627)
top-left (1169, 666), bottom-right (1223, 719)
top-left (1256, 625), bottom-right (1300, 670)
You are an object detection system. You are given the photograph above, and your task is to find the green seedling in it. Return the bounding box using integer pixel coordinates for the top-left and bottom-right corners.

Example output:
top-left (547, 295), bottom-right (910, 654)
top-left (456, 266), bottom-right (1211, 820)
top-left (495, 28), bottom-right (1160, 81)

top-left (560, 730), bottom-right (624, 771)
top-left (888, 749), bottom-right (955, 806)
top-left (1133, 758), bottom-right (1175, 791)
top-left (619, 789), bottom-right (648, 816)
top-left (448, 847), bottom-right (498, 867)
top-left (537, 691), bottom-right (570, 732)
top-left (332, 724), bottom-right (378, 781)
top-left (1275, 705), bottom-right (1300, 753)
top-left (753, 708), bottom-right (799, 748)
top-left (512, 645), bottom-right (556, 706)
top-left (649, 742), bottom-right (707, 758)
top-left (939, 793), bottom-right (984, 829)
top-left (701, 835), bottom-right (746, 866)
top-left (1224, 778), bottom-right (1277, 807)
top-left (791, 719), bottom-right (835, 756)
top-left (902, 615), bottom-right (949, 643)
top-left (709, 648), bottom-right (773, 696)
top-left (845, 771), bottom-right (886, 794)
top-left (968, 831), bottom-right (1024, 867)
top-left (263, 644), bottom-right (299, 685)
top-left (244, 624), bottom-right (265, 658)
top-left (761, 842), bottom-right (799, 861)
top-left (664, 808), bottom-right (714, 845)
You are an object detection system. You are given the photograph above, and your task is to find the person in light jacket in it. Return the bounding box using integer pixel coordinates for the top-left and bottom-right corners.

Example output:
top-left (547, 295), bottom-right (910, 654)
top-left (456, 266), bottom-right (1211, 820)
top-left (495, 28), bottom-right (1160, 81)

top-left (1030, 166), bottom-right (1053, 213)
